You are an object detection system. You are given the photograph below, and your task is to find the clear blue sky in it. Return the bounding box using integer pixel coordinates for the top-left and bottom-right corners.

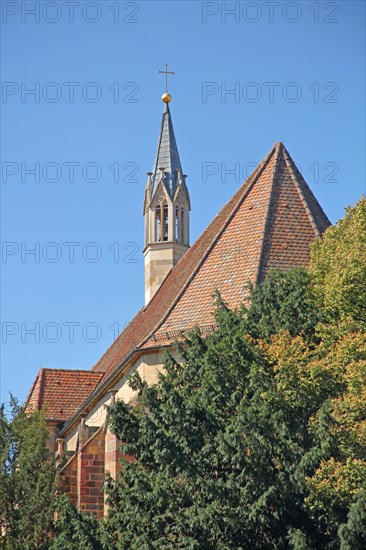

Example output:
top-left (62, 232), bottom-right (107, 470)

top-left (1, 0), bottom-right (365, 404)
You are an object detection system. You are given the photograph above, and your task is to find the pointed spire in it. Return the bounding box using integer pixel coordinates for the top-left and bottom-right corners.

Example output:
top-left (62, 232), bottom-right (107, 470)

top-left (143, 95), bottom-right (191, 305)
top-left (150, 103), bottom-right (183, 198)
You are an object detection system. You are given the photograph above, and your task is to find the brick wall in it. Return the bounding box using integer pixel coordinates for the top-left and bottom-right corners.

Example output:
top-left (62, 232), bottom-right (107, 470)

top-left (77, 428), bottom-right (105, 519)
top-left (61, 454), bottom-right (78, 507)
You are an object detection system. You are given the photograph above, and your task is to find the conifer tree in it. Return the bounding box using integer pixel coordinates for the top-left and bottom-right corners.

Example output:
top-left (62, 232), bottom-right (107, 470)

top-left (51, 494), bottom-right (101, 550)
top-left (0, 397), bottom-right (58, 549)
top-left (5, 199), bottom-right (366, 548)
top-left (101, 196), bottom-right (366, 547)
top-left (101, 293), bottom-right (335, 548)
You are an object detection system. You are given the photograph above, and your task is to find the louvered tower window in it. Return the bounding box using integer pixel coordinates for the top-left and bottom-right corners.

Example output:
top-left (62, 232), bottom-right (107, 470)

top-left (180, 208), bottom-right (184, 242)
top-left (175, 207), bottom-right (179, 242)
top-left (155, 206), bottom-right (161, 242)
top-left (163, 204), bottom-right (169, 241)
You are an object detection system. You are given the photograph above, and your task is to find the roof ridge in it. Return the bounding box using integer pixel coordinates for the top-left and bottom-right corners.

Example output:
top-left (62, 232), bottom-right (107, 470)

top-left (24, 370), bottom-right (40, 409)
top-left (90, 308), bottom-right (144, 372)
top-left (282, 147), bottom-right (321, 238)
top-left (37, 368), bottom-right (45, 410)
top-left (137, 143), bottom-right (278, 348)
top-left (254, 142), bottom-right (282, 284)
top-left (39, 368), bottom-right (103, 375)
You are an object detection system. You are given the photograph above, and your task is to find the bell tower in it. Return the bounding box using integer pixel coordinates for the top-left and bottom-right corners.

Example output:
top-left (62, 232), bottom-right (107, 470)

top-left (143, 84), bottom-right (190, 305)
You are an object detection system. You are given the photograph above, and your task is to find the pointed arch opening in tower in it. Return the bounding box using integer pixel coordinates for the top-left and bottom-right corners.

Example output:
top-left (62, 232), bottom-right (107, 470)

top-left (163, 204), bottom-right (169, 241)
top-left (155, 205), bottom-right (161, 242)
top-left (180, 207), bottom-right (184, 243)
top-left (175, 207), bottom-right (179, 242)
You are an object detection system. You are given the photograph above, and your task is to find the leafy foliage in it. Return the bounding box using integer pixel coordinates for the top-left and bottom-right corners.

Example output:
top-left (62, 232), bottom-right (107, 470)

top-left (310, 196), bottom-right (366, 328)
top-left (305, 331), bottom-right (366, 539)
top-left (303, 199), bottom-right (366, 541)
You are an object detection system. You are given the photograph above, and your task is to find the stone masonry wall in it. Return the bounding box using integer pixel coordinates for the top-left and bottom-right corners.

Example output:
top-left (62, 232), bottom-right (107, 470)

top-left (77, 428), bottom-right (105, 518)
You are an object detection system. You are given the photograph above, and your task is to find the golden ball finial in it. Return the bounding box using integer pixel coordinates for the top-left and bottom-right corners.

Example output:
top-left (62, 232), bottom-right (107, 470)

top-left (162, 92), bottom-right (172, 103)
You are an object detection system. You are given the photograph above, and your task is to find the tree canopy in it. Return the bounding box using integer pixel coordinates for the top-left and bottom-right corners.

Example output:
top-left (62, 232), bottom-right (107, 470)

top-left (0, 398), bottom-right (58, 549)
top-left (102, 301), bottom-right (334, 548)
top-left (3, 197), bottom-right (366, 549)
top-left (99, 197), bottom-right (366, 548)
top-left (310, 196), bottom-right (366, 329)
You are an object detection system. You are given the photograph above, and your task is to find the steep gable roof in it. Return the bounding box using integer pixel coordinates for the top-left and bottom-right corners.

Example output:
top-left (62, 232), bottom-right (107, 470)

top-left (38, 142), bottom-right (330, 431)
top-left (88, 142), bottom-right (330, 383)
top-left (25, 368), bottom-right (103, 422)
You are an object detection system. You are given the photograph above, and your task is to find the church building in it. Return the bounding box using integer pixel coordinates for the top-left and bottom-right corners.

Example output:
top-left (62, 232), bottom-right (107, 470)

top-left (25, 88), bottom-right (331, 518)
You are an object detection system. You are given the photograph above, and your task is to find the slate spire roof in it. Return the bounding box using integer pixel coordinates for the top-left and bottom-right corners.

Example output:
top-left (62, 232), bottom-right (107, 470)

top-left (150, 103), bottom-right (183, 197)
top-left (26, 141), bottom-right (331, 429)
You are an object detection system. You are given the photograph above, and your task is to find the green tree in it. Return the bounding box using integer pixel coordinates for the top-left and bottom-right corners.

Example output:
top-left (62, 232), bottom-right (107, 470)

top-left (5, 199), bottom-right (364, 548)
top-left (304, 198), bottom-right (366, 542)
top-left (304, 331), bottom-right (366, 540)
top-left (0, 397), bottom-right (58, 549)
top-left (101, 193), bottom-right (366, 547)
top-left (310, 196), bottom-right (366, 329)
top-left (51, 494), bottom-right (101, 550)
top-left (101, 300), bottom-right (335, 549)
top-left (245, 267), bottom-right (319, 342)
top-left (339, 490), bottom-right (366, 549)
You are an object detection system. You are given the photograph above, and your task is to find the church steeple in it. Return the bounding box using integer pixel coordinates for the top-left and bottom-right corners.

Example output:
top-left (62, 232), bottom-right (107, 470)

top-left (143, 89), bottom-right (191, 305)
top-left (150, 102), bottom-right (183, 198)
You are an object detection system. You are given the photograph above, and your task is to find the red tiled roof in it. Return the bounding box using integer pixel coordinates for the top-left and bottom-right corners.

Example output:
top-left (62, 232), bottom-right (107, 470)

top-left (31, 142), bottom-right (331, 428)
top-left (88, 142), bottom-right (330, 385)
top-left (25, 368), bottom-right (103, 421)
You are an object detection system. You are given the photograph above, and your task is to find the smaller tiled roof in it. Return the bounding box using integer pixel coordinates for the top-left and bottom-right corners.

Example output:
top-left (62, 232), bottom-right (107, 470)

top-left (25, 368), bottom-right (103, 422)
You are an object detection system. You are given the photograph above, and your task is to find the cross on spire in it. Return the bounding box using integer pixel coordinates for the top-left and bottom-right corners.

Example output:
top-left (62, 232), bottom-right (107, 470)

top-left (158, 64), bottom-right (175, 92)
